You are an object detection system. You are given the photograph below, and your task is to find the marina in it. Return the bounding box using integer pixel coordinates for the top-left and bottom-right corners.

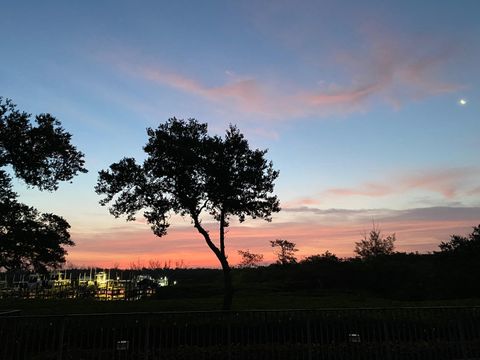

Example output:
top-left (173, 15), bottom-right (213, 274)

top-left (0, 270), bottom-right (172, 301)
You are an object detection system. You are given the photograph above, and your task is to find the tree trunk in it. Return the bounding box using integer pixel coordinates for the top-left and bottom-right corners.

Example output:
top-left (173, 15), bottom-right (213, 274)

top-left (193, 214), bottom-right (234, 310)
top-left (221, 258), bottom-right (233, 310)
top-left (219, 210), bottom-right (233, 310)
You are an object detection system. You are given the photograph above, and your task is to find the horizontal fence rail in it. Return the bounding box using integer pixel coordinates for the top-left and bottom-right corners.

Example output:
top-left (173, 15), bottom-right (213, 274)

top-left (1, 307), bottom-right (480, 359)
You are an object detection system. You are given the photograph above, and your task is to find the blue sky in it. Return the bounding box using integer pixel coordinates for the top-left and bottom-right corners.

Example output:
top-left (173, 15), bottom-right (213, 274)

top-left (1, 0), bottom-right (479, 267)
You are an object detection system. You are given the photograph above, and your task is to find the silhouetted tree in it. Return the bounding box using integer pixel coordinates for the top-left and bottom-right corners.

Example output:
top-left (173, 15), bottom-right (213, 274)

top-left (0, 200), bottom-right (73, 272)
top-left (148, 259), bottom-right (163, 270)
top-left (298, 251), bottom-right (342, 289)
top-left (354, 225), bottom-right (395, 259)
top-left (0, 98), bottom-right (86, 191)
top-left (0, 98), bottom-right (86, 272)
top-left (96, 118), bottom-right (279, 309)
top-left (438, 224), bottom-right (480, 254)
top-left (302, 251), bottom-right (339, 264)
top-left (270, 239), bottom-right (298, 264)
top-left (435, 224), bottom-right (480, 297)
top-left (237, 249), bottom-right (264, 268)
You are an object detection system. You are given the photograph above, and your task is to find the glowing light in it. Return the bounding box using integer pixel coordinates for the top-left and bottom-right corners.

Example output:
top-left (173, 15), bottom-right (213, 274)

top-left (458, 98), bottom-right (468, 106)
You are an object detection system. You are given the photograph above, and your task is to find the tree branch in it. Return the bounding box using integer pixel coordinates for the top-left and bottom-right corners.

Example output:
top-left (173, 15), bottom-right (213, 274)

top-left (198, 199), bottom-right (209, 214)
top-left (192, 214), bottom-right (224, 265)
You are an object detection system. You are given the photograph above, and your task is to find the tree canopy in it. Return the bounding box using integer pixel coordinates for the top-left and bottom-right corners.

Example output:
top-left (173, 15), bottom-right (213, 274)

top-left (270, 239), bottom-right (298, 265)
top-left (438, 224), bottom-right (480, 254)
top-left (354, 225), bottom-right (395, 259)
top-left (302, 251), bottom-right (340, 264)
top-left (237, 249), bottom-right (264, 268)
top-left (0, 98), bottom-right (86, 191)
top-left (0, 192), bottom-right (73, 272)
top-left (96, 118), bottom-right (280, 309)
top-left (0, 98), bottom-right (86, 272)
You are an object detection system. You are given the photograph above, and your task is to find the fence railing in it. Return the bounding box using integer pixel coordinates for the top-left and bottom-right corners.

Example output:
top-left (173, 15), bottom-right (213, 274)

top-left (1, 307), bottom-right (480, 359)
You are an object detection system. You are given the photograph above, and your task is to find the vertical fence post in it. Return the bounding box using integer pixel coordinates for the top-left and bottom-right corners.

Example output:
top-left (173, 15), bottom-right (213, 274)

top-left (144, 315), bottom-right (150, 360)
top-left (57, 316), bottom-right (66, 360)
top-left (227, 313), bottom-right (232, 360)
top-left (306, 315), bottom-right (312, 360)
top-left (383, 320), bottom-right (392, 360)
top-left (457, 318), bottom-right (468, 359)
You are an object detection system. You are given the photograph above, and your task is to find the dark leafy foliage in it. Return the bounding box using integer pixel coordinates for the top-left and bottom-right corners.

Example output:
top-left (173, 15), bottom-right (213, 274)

top-left (249, 225), bottom-right (480, 300)
top-left (97, 119), bottom-right (279, 233)
top-left (438, 224), bottom-right (480, 253)
top-left (354, 226), bottom-right (395, 259)
top-left (302, 251), bottom-right (339, 264)
top-left (96, 118), bottom-right (279, 309)
top-left (0, 98), bottom-right (87, 190)
top-left (270, 239), bottom-right (298, 265)
top-left (237, 249), bottom-right (264, 268)
top-left (0, 98), bottom-right (86, 272)
top-left (434, 225), bottom-right (480, 297)
top-left (0, 201), bottom-right (73, 272)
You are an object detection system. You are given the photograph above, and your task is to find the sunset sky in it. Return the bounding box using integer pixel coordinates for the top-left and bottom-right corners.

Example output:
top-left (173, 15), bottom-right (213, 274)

top-left (2, 1), bottom-right (479, 268)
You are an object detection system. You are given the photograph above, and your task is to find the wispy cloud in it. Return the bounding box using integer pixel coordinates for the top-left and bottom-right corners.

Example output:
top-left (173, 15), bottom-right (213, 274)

top-left (333, 30), bottom-right (462, 108)
top-left (324, 167), bottom-right (480, 199)
top-left (400, 169), bottom-right (470, 198)
top-left (467, 186), bottom-right (480, 196)
top-left (282, 197), bottom-right (321, 208)
top-left (282, 206), bottom-right (480, 224)
top-left (326, 183), bottom-right (392, 197)
top-left (115, 63), bottom-right (266, 113)
top-left (103, 29), bottom-right (461, 121)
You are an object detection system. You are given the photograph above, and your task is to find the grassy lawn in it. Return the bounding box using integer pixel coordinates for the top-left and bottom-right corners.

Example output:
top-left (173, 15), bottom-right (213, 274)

top-left (2, 287), bottom-right (480, 315)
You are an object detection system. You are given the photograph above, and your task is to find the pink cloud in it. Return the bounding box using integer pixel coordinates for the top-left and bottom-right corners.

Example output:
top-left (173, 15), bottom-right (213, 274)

top-left (333, 28), bottom-right (463, 107)
top-left (135, 66), bottom-right (274, 115)
top-left (401, 44), bottom-right (461, 96)
top-left (324, 167), bottom-right (479, 199)
top-left (326, 37), bottom-right (461, 110)
top-left (303, 80), bottom-right (382, 106)
top-left (326, 183), bottom-right (392, 197)
top-left (468, 186), bottom-right (480, 195)
top-left (400, 169), bottom-right (470, 198)
top-left (282, 197), bottom-right (321, 208)
top-left (104, 29), bottom-right (461, 121)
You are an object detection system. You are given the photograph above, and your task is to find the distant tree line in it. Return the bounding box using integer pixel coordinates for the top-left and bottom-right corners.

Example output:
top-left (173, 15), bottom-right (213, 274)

top-left (235, 224), bottom-right (480, 300)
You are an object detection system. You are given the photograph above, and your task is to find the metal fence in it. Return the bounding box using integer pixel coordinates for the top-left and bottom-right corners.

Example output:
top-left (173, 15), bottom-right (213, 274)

top-left (1, 307), bottom-right (480, 359)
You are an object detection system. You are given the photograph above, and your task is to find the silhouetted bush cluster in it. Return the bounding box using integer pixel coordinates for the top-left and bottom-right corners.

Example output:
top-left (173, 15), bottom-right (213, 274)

top-left (230, 225), bottom-right (480, 301)
top-left (229, 253), bottom-right (477, 301)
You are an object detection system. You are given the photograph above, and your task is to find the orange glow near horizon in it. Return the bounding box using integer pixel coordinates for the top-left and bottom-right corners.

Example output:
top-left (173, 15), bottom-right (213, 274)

top-left (67, 218), bottom-right (477, 269)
